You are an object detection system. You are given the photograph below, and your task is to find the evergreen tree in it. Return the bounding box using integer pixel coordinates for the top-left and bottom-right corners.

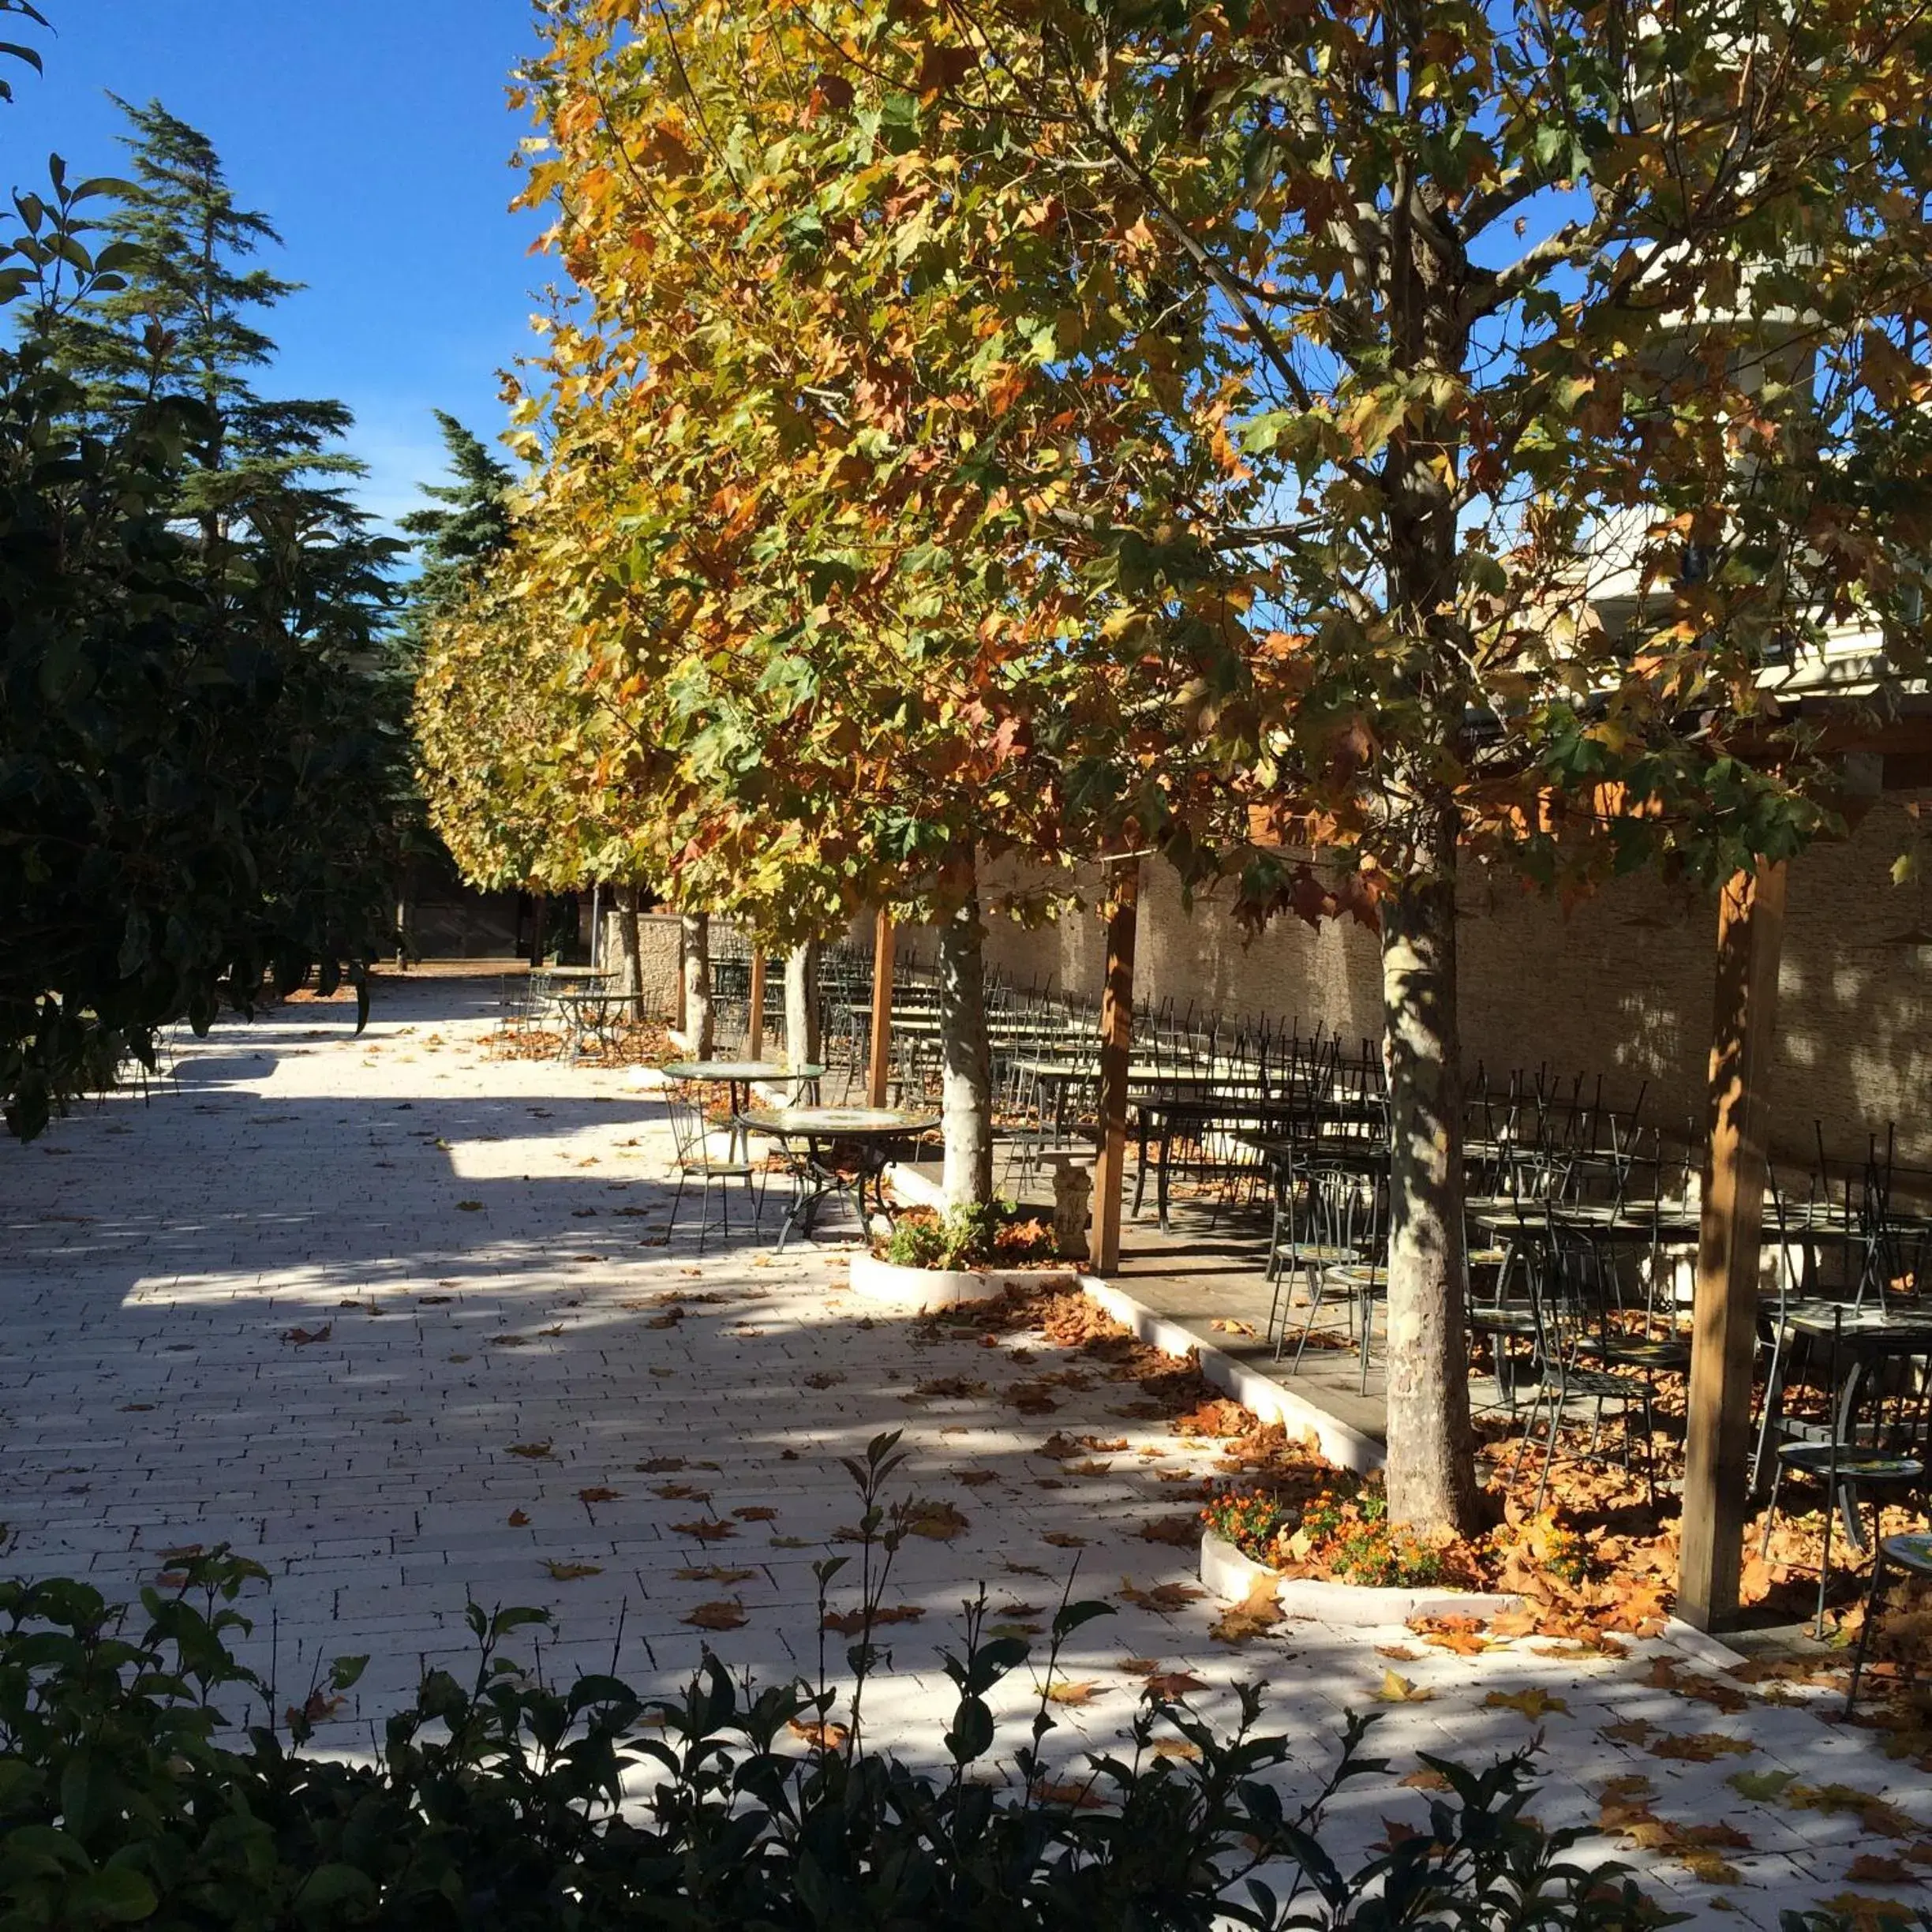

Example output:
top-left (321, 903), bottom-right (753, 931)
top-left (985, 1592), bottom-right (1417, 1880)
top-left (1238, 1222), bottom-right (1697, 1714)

top-left (399, 410), bottom-right (515, 638)
top-left (1, 70), bottom-right (414, 1138)
top-left (59, 98), bottom-right (373, 575)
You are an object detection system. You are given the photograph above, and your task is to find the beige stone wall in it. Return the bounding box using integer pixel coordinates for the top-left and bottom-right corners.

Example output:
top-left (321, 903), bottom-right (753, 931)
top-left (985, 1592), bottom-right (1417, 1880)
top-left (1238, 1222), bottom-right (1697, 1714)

top-left (953, 803), bottom-right (1932, 1174)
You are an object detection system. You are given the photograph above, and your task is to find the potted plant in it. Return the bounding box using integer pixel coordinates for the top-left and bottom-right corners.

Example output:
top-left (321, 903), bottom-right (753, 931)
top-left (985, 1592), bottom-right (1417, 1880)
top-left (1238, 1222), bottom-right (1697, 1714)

top-left (850, 1203), bottom-right (1082, 1309)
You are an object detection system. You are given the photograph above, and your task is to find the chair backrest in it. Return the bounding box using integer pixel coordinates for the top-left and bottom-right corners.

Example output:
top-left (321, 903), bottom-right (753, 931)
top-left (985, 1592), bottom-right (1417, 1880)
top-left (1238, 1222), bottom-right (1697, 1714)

top-left (665, 1081), bottom-right (722, 1169)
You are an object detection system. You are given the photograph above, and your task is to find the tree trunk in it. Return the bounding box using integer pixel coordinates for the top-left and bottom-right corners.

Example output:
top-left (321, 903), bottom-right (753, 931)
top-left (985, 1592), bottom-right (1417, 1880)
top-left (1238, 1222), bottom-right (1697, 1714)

top-left (680, 912), bottom-right (714, 1058)
top-left (616, 883), bottom-right (644, 1018)
top-left (936, 851), bottom-right (994, 1208)
top-left (1380, 807), bottom-right (1483, 1534)
top-left (784, 941), bottom-right (821, 1067)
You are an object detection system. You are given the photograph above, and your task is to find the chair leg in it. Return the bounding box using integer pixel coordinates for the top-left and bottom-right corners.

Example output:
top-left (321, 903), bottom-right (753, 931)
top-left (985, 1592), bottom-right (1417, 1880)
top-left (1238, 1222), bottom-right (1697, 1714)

top-left (1532, 1393), bottom-right (1562, 1518)
top-left (1510, 1384), bottom-right (1546, 1489)
top-left (1845, 1547), bottom-right (1890, 1714)
top-left (1290, 1268), bottom-right (1327, 1373)
top-left (1760, 1458), bottom-right (1785, 1558)
top-left (1814, 1477), bottom-right (1837, 1641)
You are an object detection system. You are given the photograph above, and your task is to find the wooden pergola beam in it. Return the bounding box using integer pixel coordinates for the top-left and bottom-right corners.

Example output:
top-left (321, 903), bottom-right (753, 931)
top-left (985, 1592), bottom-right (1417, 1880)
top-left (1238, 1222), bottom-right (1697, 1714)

top-left (747, 953), bottom-right (766, 1058)
top-left (1089, 858), bottom-right (1141, 1274)
top-left (1679, 859), bottom-right (1788, 1631)
top-left (867, 912), bottom-right (894, 1107)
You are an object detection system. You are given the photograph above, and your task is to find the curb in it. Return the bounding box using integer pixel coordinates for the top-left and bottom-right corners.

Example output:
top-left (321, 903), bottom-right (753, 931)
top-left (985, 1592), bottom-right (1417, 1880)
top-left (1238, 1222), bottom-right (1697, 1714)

top-left (1079, 1278), bottom-right (1386, 1475)
top-left (1200, 1530), bottom-right (1523, 1626)
top-left (850, 1250), bottom-right (1080, 1311)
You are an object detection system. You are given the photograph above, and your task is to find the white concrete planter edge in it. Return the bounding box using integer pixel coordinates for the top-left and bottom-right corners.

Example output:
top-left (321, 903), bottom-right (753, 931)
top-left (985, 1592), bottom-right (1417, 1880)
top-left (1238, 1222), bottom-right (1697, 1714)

top-left (848, 1250), bottom-right (1080, 1309)
top-left (1200, 1529), bottom-right (1523, 1627)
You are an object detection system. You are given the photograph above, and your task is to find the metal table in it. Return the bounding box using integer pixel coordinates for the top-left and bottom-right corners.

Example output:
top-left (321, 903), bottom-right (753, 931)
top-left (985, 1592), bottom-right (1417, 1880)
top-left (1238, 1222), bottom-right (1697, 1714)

top-left (552, 987), bottom-right (638, 1061)
top-left (737, 1105), bottom-right (941, 1245)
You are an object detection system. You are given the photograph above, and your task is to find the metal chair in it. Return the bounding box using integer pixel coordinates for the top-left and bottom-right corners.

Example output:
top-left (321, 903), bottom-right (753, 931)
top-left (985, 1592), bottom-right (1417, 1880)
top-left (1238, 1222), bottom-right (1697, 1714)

top-left (1846, 1530), bottom-right (1932, 1713)
top-left (1758, 1305), bottom-right (1926, 1637)
top-left (663, 1080), bottom-right (762, 1254)
top-left (1511, 1222), bottom-right (1658, 1517)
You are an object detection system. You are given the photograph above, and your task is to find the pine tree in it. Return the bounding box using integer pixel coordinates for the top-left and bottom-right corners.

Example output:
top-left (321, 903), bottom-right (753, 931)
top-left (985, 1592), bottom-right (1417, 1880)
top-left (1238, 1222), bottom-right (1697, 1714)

top-left (59, 97), bottom-right (372, 576)
top-left (399, 411), bottom-right (515, 638)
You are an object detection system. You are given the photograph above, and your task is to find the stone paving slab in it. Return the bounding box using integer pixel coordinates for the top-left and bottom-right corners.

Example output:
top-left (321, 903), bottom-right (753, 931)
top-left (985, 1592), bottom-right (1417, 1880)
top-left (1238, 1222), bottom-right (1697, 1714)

top-left (1, 974), bottom-right (1925, 1929)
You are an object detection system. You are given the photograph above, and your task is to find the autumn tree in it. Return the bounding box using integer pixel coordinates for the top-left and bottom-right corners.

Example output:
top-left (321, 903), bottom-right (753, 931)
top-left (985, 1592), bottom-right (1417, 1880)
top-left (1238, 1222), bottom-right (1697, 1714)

top-left (926, 0), bottom-right (1932, 1528)
top-left (508, 0), bottom-right (1225, 1201)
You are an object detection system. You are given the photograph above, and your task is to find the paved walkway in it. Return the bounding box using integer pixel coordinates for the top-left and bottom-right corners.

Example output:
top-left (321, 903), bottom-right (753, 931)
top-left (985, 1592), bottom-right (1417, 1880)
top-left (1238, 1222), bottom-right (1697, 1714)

top-left (1, 975), bottom-right (1923, 1926)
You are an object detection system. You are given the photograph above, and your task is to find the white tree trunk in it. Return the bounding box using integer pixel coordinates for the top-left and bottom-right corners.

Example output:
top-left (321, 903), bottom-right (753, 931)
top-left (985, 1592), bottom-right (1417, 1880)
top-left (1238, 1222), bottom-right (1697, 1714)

top-left (784, 940), bottom-right (821, 1067)
top-left (937, 854), bottom-right (993, 1208)
top-left (680, 912), bottom-right (713, 1059)
top-left (1380, 809), bottom-right (1482, 1534)
top-left (616, 884), bottom-right (644, 1018)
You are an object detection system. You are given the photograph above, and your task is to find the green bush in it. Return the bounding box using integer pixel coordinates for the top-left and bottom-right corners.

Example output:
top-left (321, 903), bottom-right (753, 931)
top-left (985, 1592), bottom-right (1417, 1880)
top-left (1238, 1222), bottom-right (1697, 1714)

top-left (882, 1201), bottom-right (1035, 1270)
top-left (0, 1433), bottom-right (1694, 1930)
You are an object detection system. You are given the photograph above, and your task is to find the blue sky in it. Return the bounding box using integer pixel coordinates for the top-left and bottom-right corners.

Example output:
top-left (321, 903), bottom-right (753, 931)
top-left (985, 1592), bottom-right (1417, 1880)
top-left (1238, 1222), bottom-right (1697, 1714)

top-left (3, 0), bottom-right (549, 530)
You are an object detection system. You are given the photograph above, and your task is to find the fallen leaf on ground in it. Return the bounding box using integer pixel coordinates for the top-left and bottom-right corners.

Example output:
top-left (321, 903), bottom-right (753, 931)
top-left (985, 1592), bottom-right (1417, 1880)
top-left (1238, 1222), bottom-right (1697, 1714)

top-left (455, 1200), bottom-right (482, 1211)
top-left (1378, 1672), bottom-right (1436, 1703)
top-left (672, 1519), bottom-right (738, 1542)
top-left (1042, 1531), bottom-right (1088, 1549)
top-left (685, 1601), bottom-right (747, 1631)
top-left (1817, 1896), bottom-right (1923, 1932)
top-left (802, 1371), bottom-right (844, 1389)
top-left (788, 1717), bottom-right (850, 1750)
top-left (281, 1325), bottom-right (331, 1346)
top-left (1485, 1688), bottom-right (1568, 1720)
top-left (1120, 1582), bottom-right (1206, 1614)
top-left (1847, 1859), bottom-right (1927, 1887)
top-left (1210, 1319), bottom-right (1258, 1337)
top-left (653, 1484), bottom-right (711, 1501)
top-left (1646, 1657), bottom-right (1747, 1713)
top-left (544, 1561), bottom-right (603, 1581)
top-left (1045, 1679), bottom-right (1100, 1705)
top-left (1211, 1578), bottom-right (1283, 1645)
top-left (732, 1505), bottom-right (778, 1522)
top-left (578, 1487), bottom-right (622, 1504)
top-left (507, 1509), bottom-right (530, 1527)
top-left (1031, 1778), bottom-right (1106, 1810)
top-left (1649, 1732), bottom-right (1754, 1763)
top-left (1138, 1517), bottom-right (1199, 1548)
top-left (954, 1470), bottom-right (998, 1488)
top-left (507, 1441), bottom-right (553, 1459)
top-left (1144, 1670), bottom-right (1210, 1698)
top-left (1376, 1644), bottom-right (1422, 1662)
top-left (1410, 1614), bottom-right (1492, 1656)
top-left (676, 1566), bottom-right (755, 1584)
top-left (769, 1534), bottom-right (817, 1548)
top-left (1401, 1768), bottom-right (1453, 1791)
top-left (822, 1605), bottom-right (924, 1635)
top-left (904, 1500), bottom-right (968, 1540)
top-left (1153, 1737), bottom-right (1203, 1761)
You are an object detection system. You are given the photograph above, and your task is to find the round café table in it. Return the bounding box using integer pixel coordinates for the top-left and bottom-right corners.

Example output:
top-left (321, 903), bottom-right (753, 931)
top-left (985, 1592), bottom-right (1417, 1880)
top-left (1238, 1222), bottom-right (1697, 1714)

top-left (736, 1104), bottom-right (941, 1246)
top-left (661, 1060), bottom-right (826, 1159)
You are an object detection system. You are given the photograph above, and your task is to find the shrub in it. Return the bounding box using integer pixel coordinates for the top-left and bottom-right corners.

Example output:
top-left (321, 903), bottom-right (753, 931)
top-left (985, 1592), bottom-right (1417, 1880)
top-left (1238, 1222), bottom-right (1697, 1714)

top-left (882, 1200), bottom-right (1054, 1271)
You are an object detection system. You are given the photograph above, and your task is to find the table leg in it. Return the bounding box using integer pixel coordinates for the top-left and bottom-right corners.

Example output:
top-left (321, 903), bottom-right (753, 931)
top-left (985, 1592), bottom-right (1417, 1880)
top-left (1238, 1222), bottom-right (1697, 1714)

top-left (1132, 1108), bottom-right (1150, 1220)
top-left (1158, 1123), bottom-right (1174, 1234)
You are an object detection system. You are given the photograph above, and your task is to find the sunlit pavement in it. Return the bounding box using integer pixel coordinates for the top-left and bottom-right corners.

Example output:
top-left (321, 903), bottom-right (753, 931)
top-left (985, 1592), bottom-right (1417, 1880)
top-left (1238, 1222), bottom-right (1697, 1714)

top-left (1, 973), bottom-right (1922, 1926)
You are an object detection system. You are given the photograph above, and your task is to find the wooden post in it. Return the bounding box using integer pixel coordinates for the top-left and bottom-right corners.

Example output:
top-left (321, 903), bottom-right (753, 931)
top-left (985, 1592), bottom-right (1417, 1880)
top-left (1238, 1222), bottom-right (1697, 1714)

top-left (1089, 857), bottom-right (1141, 1274)
top-left (867, 912), bottom-right (894, 1106)
top-left (747, 953), bottom-right (766, 1059)
top-left (1679, 859), bottom-right (1788, 1631)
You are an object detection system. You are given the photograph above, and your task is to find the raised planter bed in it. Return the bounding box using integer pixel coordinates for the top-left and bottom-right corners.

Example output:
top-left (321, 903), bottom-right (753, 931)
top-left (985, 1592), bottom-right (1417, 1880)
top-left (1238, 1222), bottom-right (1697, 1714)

top-left (849, 1250), bottom-right (1080, 1311)
top-left (1199, 1529), bottom-right (1522, 1627)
